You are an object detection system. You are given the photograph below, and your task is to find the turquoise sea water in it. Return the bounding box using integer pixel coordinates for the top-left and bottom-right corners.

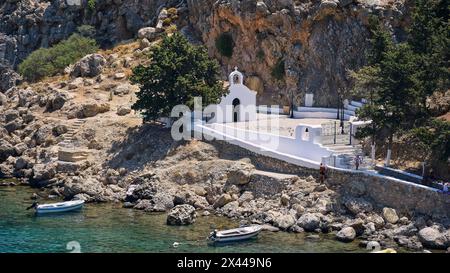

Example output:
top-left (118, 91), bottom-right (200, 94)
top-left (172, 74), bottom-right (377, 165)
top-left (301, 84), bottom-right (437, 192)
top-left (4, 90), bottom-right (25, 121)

top-left (0, 184), bottom-right (365, 253)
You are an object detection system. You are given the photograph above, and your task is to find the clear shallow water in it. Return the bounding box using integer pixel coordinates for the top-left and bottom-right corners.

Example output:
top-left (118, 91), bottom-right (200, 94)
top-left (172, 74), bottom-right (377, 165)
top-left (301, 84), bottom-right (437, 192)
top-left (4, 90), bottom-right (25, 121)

top-left (0, 184), bottom-right (365, 253)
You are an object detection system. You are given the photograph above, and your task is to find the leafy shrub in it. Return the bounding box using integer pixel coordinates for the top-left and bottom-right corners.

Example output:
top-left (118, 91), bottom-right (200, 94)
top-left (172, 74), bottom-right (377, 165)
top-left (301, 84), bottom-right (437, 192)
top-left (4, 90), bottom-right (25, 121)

top-left (215, 33), bottom-right (234, 58)
top-left (88, 0), bottom-right (96, 10)
top-left (18, 34), bottom-right (98, 82)
top-left (77, 25), bottom-right (96, 38)
top-left (271, 59), bottom-right (285, 80)
top-left (162, 18), bottom-right (172, 26)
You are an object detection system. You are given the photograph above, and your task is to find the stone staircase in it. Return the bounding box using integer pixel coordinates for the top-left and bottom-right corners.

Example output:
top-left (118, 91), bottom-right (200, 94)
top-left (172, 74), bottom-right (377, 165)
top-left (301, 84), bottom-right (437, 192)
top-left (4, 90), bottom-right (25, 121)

top-left (322, 143), bottom-right (372, 170)
top-left (58, 119), bottom-right (86, 149)
top-left (344, 100), bottom-right (366, 117)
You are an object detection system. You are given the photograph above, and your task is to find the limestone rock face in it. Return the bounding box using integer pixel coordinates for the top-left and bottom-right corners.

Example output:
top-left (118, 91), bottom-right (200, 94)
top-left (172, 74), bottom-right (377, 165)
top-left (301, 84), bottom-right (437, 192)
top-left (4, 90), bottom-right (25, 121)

top-left (187, 0), bottom-right (407, 106)
top-left (167, 204), bottom-right (197, 225)
top-left (0, 64), bottom-right (21, 92)
top-left (70, 54), bottom-right (107, 78)
top-left (0, 1), bottom-right (165, 70)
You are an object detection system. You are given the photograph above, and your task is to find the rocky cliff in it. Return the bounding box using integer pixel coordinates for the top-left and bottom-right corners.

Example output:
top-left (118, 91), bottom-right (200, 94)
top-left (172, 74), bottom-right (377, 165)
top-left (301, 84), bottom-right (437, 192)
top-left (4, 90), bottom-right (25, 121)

top-left (187, 0), bottom-right (410, 106)
top-left (0, 0), bottom-right (410, 105)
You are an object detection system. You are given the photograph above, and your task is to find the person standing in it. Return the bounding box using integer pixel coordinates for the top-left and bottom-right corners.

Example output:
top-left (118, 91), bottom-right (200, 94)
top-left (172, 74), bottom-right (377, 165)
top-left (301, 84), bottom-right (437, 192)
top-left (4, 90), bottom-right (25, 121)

top-left (319, 163), bottom-right (327, 183)
top-left (355, 155), bottom-right (361, 170)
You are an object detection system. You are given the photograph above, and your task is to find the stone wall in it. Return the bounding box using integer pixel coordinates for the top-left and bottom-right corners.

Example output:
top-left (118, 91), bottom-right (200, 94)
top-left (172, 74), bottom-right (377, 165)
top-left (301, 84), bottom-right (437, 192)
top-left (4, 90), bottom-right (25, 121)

top-left (209, 140), bottom-right (450, 221)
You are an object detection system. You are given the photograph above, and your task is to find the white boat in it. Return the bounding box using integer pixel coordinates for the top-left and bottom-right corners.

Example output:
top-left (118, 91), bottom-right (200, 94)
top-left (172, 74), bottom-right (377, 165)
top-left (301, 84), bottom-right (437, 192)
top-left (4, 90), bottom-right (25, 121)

top-left (209, 225), bottom-right (262, 243)
top-left (35, 200), bottom-right (85, 214)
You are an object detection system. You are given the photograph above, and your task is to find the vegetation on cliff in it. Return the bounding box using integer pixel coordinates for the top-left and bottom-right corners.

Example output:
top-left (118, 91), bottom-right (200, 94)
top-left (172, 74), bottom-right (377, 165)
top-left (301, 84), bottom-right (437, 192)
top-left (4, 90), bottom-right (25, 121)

top-left (18, 33), bottom-right (98, 82)
top-left (131, 33), bottom-right (228, 121)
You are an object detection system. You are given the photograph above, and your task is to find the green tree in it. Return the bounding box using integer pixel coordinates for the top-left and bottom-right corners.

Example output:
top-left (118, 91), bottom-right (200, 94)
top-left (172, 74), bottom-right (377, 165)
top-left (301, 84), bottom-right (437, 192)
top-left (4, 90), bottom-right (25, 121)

top-left (408, 0), bottom-right (449, 120)
top-left (131, 33), bottom-right (228, 121)
top-left (352, 17), bottom-right (420, 165)
top-left (408, 118), bottom-right (450, 179)
top-left (18, 33), bottom-right (98, 82)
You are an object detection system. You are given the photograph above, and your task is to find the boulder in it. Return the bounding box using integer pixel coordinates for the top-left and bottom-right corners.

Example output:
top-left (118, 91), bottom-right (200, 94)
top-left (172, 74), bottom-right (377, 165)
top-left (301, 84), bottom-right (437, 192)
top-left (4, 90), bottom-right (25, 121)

top-left (166, 204), bottom-right (197, 225)
top-left (151, 192), bottom-right (174, 212)
top-left (32, 163), bottom-right (56, 182)
top-left (273, 214), bottom-right (296, 230)
top-left (68, 77), bottom-right (84, 90)
top-left (418, 227), bottom-right (449, 249)
top-left (116, 106), bottom-right (132, 116)
top-left (0, 92), bottom-right (7, 105)
top-left (137, 27), bottom-right (159, 41)
top-left (133, 199), bottom-right (153, 210)
top-left (14, 156), bottom-right (31, 170)
top-left (70, 54), bottom-right (106, 78)
top-left (296, 213), bottom-right (321, 231)
top-left (213, 193), bottom-right (233, 208)
top-left (280, 193), bottom-right (290, 206)
top-left (226, 166), bottom-right (254, 185)
top-left (114, 73), bottom-right (126, 80)
top-left (52, 124), bottom-right (68, 136)
top-left (336, 226), bottom-right (356, 242)
top-left (81, 102), bottom-right (110, 118)
top-left (113, 83), bottom-right (133, 96)
top-left (382, 207), bottom-right (399, 224)
top-left (18, 88), bottom-right (38, 107)
top-left (4, 120), bottom-right (22, 133)
top-left (0, 142), bottom-right (16, 162)
top-left (4, 109), bottom-right (19, 123)
top-left (344, 197), bottom-right (373, 215)
top-left (47, 91), bottom-right (70, 111)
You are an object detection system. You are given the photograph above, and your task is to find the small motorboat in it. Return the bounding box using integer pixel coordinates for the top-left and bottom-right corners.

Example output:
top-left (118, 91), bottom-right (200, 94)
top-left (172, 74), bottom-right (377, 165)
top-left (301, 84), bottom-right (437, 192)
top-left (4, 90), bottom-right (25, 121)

top-left (28, 200), bottom-right (85, 214)
top-left (208, 225), bottom-right (262, 243)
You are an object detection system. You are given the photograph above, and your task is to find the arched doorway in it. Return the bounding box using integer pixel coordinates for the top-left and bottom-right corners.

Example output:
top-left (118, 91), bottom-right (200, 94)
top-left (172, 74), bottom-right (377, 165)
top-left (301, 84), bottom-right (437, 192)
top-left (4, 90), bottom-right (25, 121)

top-left (232, 98), bottom-right (240, 122)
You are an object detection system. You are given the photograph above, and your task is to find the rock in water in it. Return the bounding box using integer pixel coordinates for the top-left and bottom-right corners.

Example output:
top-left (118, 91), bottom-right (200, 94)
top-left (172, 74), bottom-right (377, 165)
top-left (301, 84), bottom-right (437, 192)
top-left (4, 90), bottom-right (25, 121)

top-left (296, 213), bottom-right (321, 231)
top-left (418, 227), bottom-right (448, 249)
top-left (382, 207), bottom-right (399, 224)
top-left (273, 214), bottom-right (296, 230)
top-left (167, 204), bottom-right (197, 226)
top-left (336, 227), bottom-right (356, 242)
top-left (213, 193), bottom-right (233, 208)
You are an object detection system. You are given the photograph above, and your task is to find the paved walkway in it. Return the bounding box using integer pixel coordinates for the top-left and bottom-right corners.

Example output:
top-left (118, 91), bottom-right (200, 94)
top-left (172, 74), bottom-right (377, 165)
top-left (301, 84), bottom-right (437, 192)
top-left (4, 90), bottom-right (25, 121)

top-left (216, 114), bottom-right (334, 137)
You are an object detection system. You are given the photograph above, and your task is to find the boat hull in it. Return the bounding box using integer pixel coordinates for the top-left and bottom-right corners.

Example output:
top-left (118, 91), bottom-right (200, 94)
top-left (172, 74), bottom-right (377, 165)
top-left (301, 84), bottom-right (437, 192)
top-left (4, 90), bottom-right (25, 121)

top-left (36, 200), bottom-right (85, 214)
top-left (210, 226), bottom-right (262, 243)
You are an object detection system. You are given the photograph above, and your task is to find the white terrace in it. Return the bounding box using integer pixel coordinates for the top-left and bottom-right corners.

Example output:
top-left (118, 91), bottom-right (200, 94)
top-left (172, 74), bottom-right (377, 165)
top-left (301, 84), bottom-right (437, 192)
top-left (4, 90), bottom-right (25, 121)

top-left (194, 68), bottom-right (369, 170)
